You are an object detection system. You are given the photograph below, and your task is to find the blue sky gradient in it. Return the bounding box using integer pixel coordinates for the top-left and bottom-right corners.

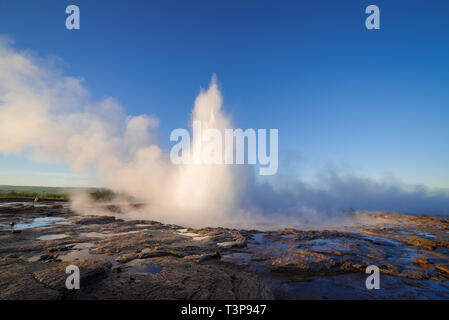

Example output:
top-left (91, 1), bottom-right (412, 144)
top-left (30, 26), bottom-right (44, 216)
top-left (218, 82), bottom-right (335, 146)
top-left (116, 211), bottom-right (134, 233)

top-left (0, 0), bottom-right (448, 189)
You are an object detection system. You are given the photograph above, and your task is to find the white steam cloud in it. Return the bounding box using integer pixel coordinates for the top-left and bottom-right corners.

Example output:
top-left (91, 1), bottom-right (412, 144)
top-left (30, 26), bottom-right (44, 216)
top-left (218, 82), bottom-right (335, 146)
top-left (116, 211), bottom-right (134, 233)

top-left (1, 38), bottom-right (449, 229)
top-left (0, 38), bottom-right (245, 227)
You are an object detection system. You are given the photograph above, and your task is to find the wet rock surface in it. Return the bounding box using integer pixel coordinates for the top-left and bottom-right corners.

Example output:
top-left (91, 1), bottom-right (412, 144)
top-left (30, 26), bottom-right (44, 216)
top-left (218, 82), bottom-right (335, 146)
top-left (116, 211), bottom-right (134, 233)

top-left (1, 201), bottom-right (448, 299)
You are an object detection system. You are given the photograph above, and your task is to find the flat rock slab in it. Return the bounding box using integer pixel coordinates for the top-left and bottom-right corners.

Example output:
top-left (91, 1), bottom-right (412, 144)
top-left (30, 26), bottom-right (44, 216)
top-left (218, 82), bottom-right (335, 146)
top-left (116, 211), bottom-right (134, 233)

top-left (33, 259), bottom-right (112, 290)
top-left (1, 201), bottom-right (449, 299)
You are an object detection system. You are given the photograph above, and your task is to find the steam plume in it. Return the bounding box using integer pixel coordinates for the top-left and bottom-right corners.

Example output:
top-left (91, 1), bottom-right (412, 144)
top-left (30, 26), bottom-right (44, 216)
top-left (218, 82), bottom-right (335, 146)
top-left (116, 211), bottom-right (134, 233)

top-left (1, 38), bottom-right (449, 229)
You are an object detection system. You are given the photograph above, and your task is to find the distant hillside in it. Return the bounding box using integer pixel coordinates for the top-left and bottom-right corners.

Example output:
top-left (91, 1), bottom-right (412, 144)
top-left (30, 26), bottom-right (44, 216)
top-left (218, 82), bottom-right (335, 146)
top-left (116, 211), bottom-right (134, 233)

top-left (0, 185), bottom-right (109, 201)
top-left (0, 185), bottom-right (70, 201)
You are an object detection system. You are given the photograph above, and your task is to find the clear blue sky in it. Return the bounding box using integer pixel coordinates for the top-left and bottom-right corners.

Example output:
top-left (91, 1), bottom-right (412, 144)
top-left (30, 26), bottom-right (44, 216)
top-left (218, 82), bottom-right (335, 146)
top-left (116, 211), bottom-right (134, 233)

top-left (0, 0), bottom-right (448, 188)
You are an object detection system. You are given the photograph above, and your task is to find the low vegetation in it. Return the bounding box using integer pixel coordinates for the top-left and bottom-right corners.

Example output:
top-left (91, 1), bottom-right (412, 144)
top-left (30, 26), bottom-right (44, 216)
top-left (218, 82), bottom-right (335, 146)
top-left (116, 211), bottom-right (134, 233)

top-left (0, 185), bottom-right (116, 202)
top-left (0, 190), bottom-right (69, 201)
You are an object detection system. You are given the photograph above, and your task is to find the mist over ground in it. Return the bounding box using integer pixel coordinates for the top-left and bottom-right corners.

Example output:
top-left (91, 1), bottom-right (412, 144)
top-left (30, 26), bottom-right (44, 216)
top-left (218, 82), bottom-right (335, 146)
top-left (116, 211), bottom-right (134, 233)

top-left (1, 37), bottom-right (448, 228)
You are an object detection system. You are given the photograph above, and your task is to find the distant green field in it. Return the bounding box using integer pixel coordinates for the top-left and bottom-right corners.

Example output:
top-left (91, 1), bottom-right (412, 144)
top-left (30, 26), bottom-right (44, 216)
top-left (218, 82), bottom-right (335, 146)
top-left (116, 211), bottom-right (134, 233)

top-left (0, 185), bottom-right (69, 201)
top-left (0, 185), bottom-right (115, 202)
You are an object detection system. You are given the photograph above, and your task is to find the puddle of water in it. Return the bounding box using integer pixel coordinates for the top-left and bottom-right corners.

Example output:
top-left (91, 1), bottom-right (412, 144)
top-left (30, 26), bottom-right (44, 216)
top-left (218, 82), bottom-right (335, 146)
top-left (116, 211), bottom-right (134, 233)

top-left (273, 274), bottom-right (372, 300)
top-left (416, 232), bottom-right (435, 238)
top-left (4, 217), bottom-right (71, 230)
top-left (114, 229), bottom-right (149, 236)
top-left (247, 233), bottom-right (294, 254)
top-left (32, 204), bottom-right (52, 208)
top-left (220, 252), bottom-right (268, 272)
top-left (217, 241), bottom-right (239, 247)
top-left (0, 202), bottom-right (30, 207)
top-left (130, 264), bottom-right (162, 274)
top-left (175, 231), bottom-right (210, 241)
top-left (252, 233), bottom-right (268, 244)
top-left (38, 234), bottom-right (69, 241)
top-left (304, 239), bottom-right (348, 252)
top-left (126, 260), bottom-right (163, 275)
top-left (281, 234), bottom-right (296, 239)
top-left (391, 247), bottom-right (433, 270)
top-left (0, 202), bottom-right (58, 209)
top-left (274, 274), bottom-right (449, 299)
top-left (177, 232), bottom-right (200, 237)
top-left (360, 234), bottom-right (402, 247)
top-left (193, 236), bottom-right (210, 241)
top-left (249, 261), bottom-right (267, 272)
top-left (267, 242), bottom-right (290, 249)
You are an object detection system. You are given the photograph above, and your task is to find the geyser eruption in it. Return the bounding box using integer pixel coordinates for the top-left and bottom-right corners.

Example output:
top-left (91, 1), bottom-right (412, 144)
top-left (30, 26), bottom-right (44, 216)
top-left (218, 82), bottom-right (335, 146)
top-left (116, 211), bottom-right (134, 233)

top-left (95, 76), bottom-right (245, 227)
top-left (2, 38), bottom-right (449, 228)
top-left (172, 76), bottom-right (241, 225)
top-left (0, 38), bottom-right (247, 227)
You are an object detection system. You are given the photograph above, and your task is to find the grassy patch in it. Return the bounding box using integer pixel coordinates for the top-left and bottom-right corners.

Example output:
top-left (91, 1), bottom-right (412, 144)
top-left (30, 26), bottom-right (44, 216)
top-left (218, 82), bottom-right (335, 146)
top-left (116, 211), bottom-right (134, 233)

top-left (0, 189), bottom-right (69, 201)
top-left (0, 185), bottom-right (121, 202)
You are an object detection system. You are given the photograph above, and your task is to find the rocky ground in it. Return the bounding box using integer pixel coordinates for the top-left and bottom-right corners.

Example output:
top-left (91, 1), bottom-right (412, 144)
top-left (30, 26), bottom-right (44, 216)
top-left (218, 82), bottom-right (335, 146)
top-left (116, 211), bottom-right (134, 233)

top-left (1, 200), bottom-right (449, 300)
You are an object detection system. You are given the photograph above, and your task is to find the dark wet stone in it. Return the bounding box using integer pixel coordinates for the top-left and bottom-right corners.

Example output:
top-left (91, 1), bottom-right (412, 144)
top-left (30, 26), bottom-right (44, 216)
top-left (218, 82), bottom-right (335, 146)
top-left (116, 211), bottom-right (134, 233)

top-left (33, 259), bottom-right (112, 290)
top-left (1, 202), bottom-right (449, 299)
